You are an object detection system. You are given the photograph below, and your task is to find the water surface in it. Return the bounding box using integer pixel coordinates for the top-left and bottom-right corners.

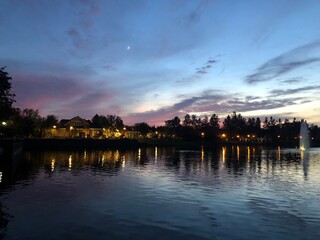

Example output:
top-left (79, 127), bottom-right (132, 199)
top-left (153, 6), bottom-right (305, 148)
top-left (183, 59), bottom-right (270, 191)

top-left (0, 146), bottom-right (319, 239)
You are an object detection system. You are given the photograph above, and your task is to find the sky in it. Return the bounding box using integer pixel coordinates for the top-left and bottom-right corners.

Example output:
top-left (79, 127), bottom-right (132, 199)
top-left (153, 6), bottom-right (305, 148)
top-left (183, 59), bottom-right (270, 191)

top-left (1, 0), bottom-right (320, 126)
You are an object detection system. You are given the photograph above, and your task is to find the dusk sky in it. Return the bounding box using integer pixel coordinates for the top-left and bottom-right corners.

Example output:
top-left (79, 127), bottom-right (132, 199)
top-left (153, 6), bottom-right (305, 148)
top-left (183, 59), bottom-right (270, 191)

top-left (1, 0), bottom-right (320, 126)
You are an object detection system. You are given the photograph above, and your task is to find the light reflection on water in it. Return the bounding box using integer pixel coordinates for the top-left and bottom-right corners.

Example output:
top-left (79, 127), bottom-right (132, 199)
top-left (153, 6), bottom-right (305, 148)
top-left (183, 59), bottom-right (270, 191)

top-left (0, 146), bottom-right (320, 240)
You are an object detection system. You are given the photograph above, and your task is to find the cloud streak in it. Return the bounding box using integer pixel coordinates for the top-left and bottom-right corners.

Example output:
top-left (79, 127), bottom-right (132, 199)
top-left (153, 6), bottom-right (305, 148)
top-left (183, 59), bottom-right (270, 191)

top-left (246, 41), bottom-right (320, 84)
top-left (125, 90), bottom-right (303, 125)
top-left (176, 58), bottom-right (217, 83)
top-left (269, 85), bottom-right (320, 97)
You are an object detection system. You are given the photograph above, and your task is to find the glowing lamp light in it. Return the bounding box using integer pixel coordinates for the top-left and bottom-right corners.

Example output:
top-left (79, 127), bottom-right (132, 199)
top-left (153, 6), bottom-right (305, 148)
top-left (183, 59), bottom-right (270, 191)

top-left (53, 125), bottom-right (56, 129)
top-left (222, 134), bottom-right (226, 138)
top-left (70, 126), bottom-right (74, 130)
top-left (1, 122), bottom-right (7, 126)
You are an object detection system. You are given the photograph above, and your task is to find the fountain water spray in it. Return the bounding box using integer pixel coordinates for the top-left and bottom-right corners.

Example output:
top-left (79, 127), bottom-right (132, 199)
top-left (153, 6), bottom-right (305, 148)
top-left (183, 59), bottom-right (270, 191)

top-left (299, 122), bottom-right (310, 151)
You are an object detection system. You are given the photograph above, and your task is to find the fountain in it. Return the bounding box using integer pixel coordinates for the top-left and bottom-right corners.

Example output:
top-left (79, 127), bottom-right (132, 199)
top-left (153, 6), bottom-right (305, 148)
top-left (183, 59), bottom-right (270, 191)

top-left (299, 122), bottom-right (310, 151)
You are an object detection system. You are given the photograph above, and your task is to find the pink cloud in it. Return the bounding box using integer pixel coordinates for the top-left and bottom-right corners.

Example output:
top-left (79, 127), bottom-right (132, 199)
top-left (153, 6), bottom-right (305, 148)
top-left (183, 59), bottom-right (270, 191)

top-left (103, 65), bottom-right (117, 72)
top-left (11, 72), bottom-right (116, 119)
top-left (67, 27), bottom-right (79, 36)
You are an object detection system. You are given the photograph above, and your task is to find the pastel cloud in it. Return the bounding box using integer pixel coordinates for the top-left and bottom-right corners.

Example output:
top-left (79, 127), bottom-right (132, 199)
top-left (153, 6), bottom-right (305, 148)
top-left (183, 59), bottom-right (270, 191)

top-left (177, 58), bottom-right (217, 83)
top-left (124, 90), bottom-right (302, 125)
top-left (269, 85), bottom-right (320, 97)
top-left (12, 72), bottom-right (115, 118)
top-left (245, 41), bottom-right (320, 84)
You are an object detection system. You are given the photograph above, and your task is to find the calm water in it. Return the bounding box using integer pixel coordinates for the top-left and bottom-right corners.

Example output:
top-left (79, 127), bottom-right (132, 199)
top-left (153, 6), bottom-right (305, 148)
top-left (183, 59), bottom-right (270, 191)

top-left (0, 146), bottom-right (319, 240)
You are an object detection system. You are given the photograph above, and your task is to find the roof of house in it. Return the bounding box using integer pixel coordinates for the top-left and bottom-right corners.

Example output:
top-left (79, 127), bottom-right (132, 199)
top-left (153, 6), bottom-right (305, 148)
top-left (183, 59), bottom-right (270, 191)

top-left (60, 116), bottom-right (90, 128)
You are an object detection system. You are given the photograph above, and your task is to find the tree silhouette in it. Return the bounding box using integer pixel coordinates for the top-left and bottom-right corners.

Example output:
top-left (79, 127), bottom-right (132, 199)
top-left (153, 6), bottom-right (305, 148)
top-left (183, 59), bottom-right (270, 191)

top-left (42, 115), bottom-right (58, 128)
top-left (0, 67), bottom-right (15, 121)
top-left (133, 122), bottom-right (151, 137)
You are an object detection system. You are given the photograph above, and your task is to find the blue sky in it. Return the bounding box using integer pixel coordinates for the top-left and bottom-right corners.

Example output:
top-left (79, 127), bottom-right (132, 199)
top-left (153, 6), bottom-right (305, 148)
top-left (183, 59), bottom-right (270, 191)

top-left (1, 0), bottom-right (320, 125)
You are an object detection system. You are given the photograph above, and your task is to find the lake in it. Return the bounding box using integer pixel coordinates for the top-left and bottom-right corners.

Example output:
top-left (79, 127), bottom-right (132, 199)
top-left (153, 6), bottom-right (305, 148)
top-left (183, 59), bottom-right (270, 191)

top-left (0, 146), bottom-right (319, 240)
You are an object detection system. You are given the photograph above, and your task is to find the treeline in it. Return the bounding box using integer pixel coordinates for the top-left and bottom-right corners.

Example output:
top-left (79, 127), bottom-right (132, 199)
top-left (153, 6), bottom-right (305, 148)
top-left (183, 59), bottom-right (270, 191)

top-left (158, 112), bottom-right (320, 146)
top-left (1, 67), bottom-right (320, 146)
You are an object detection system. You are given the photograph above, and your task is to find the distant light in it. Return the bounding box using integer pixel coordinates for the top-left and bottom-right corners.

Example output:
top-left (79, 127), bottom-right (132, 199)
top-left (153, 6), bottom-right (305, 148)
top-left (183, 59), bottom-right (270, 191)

top-left (70, 126), bottom-right (74, 130)
top-left (123, 127), bottom-right (126, 130)
top-left (222, 134), bottom-right (226, 138)
top-left (127, 46), bottom-right (131, 50)
top-left (53, 125), bottom-right (56, 129)
top-left (1, 122), bottom-right (7, 126)
top-left (278, 135), bottom-right (280, 138)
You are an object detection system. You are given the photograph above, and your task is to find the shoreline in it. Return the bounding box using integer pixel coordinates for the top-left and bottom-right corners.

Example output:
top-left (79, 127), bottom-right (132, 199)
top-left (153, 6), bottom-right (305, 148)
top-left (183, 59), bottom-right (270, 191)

top-left (1, 138), bottom-right (311, 153)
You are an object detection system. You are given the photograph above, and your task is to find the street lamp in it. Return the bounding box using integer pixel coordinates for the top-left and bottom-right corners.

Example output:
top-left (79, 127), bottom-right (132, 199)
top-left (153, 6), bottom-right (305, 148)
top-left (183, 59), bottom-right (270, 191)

top-left (1, 122), bottom-right (7, 126)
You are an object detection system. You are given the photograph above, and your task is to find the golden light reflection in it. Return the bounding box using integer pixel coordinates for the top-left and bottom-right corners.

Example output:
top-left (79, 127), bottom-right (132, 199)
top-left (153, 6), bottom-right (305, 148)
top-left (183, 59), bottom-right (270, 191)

top-left (101, 153), bottom-right (105, 166)
top-left (155, 147), bottom-right (158, 162)
top-left (237, 146), bottom-right (240, 160)
top-left (301, 150), bottom-right (305, 161)
top-left (122, 156), bottom-right (126, 169)
top-left (222, 146), bottom-right (226, 162)
top-left (138, 148), bottom-right (141, 161)
top-left (201, 146), bottom-right (204, 161)
top-left (51, 158), bottom-right (55, 172)
top-left (278, 146), bottom-right (281, 160)
top-left (83, 150), bottom-right (87, 160)
top-left (247, 147), bottom-right (250, 161)
top-left (68, 155), bottom-right (72, 170)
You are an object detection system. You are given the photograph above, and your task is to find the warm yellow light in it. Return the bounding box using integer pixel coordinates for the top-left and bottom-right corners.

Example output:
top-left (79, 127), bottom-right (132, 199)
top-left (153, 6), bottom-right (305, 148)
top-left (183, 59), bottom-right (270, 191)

top-left (123, 127), bottom-right (126, 130)
top-left (53, 125), bottom-right (56, 129)
top-left (1, 121), bottom-right (7, 126)
top-left (68, 155), bottom-right (72, 170)
top-left (278, 135), bottom-right (280, 138)
top-left (247, 134), bottom-right (250, 138)
top-left (236, 135), bottom-right (240, 138)
top-left (70, 126), bottom-right (74, 130)
top-left (201, 132), bottom-right (205, 137)
top-left (252, 135), bottom-right (255, 138)
top-left (222, 133), bottom-right (226, 137)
